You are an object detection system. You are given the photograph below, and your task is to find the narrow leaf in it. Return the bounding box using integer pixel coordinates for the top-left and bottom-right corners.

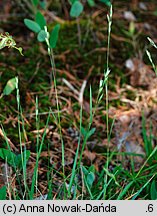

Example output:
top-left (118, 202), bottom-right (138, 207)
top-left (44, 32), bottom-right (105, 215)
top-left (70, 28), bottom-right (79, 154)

top-left (37, 30), bottom-right (47, 42)
top-left (132, 175), bottom-right (155, 200)
top-left (35, 11), bottom-right (46, 29)
top-left (87, 172), bottom-right (95, 187)
top-left (87, 0), bottom-right (95, 7)
top-left (117, 181), bottom-right (134, 200)
top-left (3, 77), bottom-right (17, 96)
top-left (70, 1), bottom-right (84, 18)
top-left (39, 0), bottom-right (47, 10)
top-left (81, 127), bottom-right (87, 138)
top-left (32, 0), bottom-right (39, 6)
top-left (24, 19), bottom-right (41, 33)
top-left (49, 24), bottom-right (60, 48)
top-left (82, 166), bottom-right (89, 176)
top-left (99, 0), bottom-right (111, 6)
top-left (0, 186), bottom-right (7, 200)
top-left (151, 180), bottom-right (157, 200)
top-left (89, 165), bottom-right (95, 172)
top-left (87, 128), bottom-right (96, 139)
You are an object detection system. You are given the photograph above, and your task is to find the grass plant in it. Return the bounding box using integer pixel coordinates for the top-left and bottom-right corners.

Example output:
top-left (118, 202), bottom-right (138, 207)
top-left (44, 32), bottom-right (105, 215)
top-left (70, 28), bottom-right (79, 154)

top-left (0, 2), bottom-right (157, 200)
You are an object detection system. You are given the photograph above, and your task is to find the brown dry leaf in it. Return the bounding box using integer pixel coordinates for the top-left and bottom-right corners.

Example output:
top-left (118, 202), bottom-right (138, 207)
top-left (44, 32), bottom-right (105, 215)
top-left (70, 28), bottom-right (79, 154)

top-left (84, 150), bottom-right (96, 162)
top-left (31, 125), bottom-right (54, 135)
top-left (111, 106), bottom-right (145, 165)
top-left (125, 58), bottom-right (156, 87)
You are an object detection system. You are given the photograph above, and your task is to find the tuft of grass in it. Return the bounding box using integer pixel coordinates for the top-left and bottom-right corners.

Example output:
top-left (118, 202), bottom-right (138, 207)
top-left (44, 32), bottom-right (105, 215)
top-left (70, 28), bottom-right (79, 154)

top-left (1, 3), bottom-right (157, 200)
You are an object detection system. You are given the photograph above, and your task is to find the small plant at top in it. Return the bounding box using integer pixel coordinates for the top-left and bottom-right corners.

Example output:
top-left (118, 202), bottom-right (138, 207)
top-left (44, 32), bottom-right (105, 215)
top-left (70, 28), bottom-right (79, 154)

top-left (0, 33), bottom-right (23, 98)
top-left (0, 32), bottom-right (23, 55)
top-left (82, 165), bottom-right (95, 189)
top-left (24, 11), bottom-right (60, 83)
top-left (69, 0), bottom-right (111, 13)
top-left (69, 0), bottom-right (111, 45)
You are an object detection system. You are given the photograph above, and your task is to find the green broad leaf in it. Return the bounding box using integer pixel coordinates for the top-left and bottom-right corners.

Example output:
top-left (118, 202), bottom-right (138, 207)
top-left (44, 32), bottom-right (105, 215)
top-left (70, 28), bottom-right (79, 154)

top-left (3, 77), bottom-right (17, 96)
top-left (0, 149), bottom-right (30, 169)
top-left (0, 186), bottom-right (7, 200)
top-left (99, 0), bottom-right (111, 6)
top-left (32, 0), bottom-right (39, 6)
top-left (89, 165), bottom-right (95, 173)
top-left (87, 0), bottom-right (95, 7)
top-left (151, 180), bottom-right (157, 200)
top-left (87, 128), bottom-right (96, 139)
top-left (87, 172), bottom-right (95, 187)
top-left (24, 19), bottom-right (41, 33)
top-left (15, 150), bottom-right (31, 169)
top-left (35, 11), bottom-right (46, 29)
top-left (82, 166), bottom-right (89, 176)
top-left (70, 1), bottom-right (84, 18)
top-left (49, 24), bottom-right (60, 48)
top-left (37, 30), bottom-right (47, 42)
top-left (81, 127), bottom-right (96, 139)
top-left (82, 165), bottom-right (95, 188)
top-left (80, 127), bottom-right (87, 138)
top-left (39, 0), bottom-right (47, 10)
top-left (0, 148), bottom-right (16, 166)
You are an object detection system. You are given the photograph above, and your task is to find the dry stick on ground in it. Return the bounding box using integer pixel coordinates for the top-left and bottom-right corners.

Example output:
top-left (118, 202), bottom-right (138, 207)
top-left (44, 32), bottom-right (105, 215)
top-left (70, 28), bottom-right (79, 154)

top-left (62, 78), bottom-right (87, 106)
top-left (25, 109), bottom-right (67, 118)
top-left (62, 78), bottom-right (79, 97)
top-left (62, 66), bottom-right (94, 106)
top-left (79, 80), bottom-right (87, 105)
top-left (0, 128), bottom-right (18, 151)
top-left (45, 10), bottom-right (65, 24)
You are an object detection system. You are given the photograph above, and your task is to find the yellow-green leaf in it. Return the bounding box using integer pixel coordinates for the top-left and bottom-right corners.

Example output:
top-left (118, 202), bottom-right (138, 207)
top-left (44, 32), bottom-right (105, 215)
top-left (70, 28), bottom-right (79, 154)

top-left (3, 77), bottom-right (17, 96)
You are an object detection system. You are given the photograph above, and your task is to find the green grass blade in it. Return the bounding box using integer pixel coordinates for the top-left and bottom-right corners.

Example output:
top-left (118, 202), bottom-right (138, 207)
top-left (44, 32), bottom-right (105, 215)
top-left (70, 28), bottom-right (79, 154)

top-left (29, 111), bottom-right (51, 199)
top-left (117, 181), bottom-right (134, 200)
top-left (132, 174), bottom-right (156, 200)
